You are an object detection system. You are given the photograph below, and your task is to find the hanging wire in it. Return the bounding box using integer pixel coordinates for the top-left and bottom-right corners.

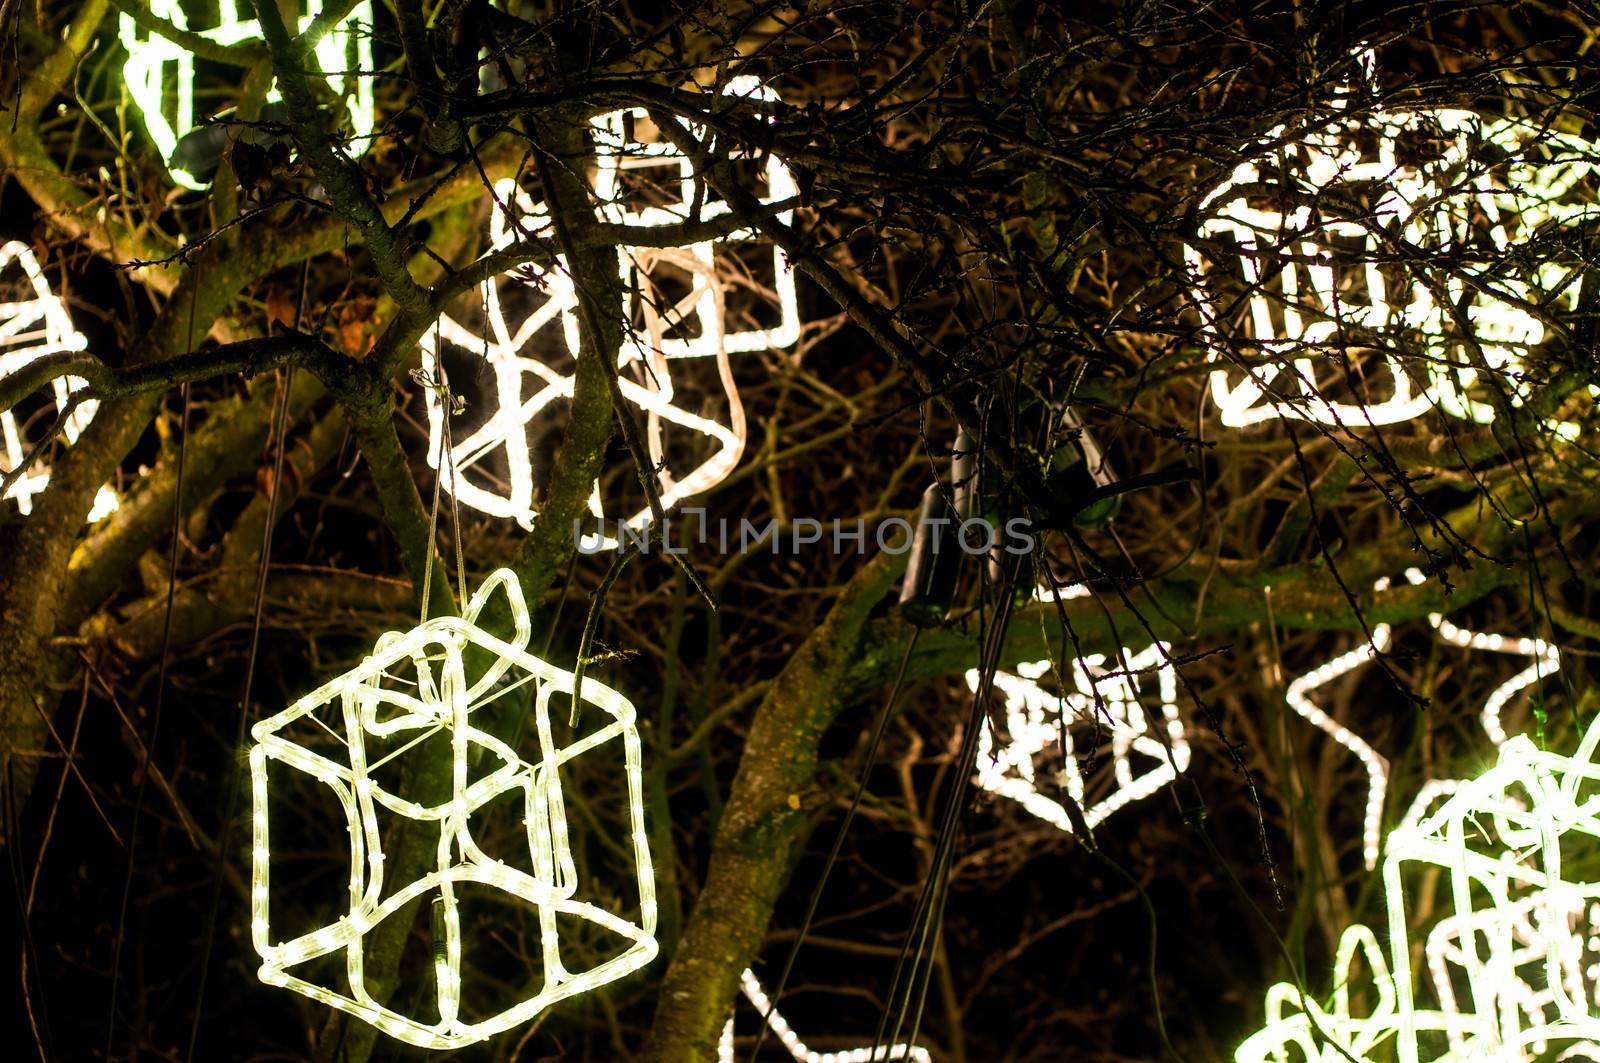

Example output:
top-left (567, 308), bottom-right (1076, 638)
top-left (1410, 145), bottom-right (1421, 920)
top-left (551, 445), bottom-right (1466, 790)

top-left (746, 627), bottom-right (922, 1062)
top-left (870, 551), bottom-right (1020, 1062)
top-left (184, 261), bottom-right (305, 1062)
top-left (105, 270), bottom-right (197, 1060)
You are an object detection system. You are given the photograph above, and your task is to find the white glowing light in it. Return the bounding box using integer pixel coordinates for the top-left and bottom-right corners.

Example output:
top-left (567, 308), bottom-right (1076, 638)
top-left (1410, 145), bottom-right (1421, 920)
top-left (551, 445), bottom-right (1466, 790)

top-left (1188, 70), bottom-right (1599, 434)
top-left (418, 179), bottom-right (748, 551)
top-left (248, 568), bottom-right (656, 1049)
top-left (1384, 721), bottom-right (1600, 1061)
top-left (718, 969), bottom-right (930, 1063)
top-left (1237, 716), bottom-right (1600, 1062)
top-left (1401, 567), bottom-right (1561, 747)
top-left (593, 76), bottom-right (801, 357)
top-left (964, 642), bottom-right (1188, 835)
top-left (0, 241), bottom-right (118, 521)
top-left (1282, 576), bottom-right (1394, 871)
top-left (421, 82), bottom-right (799, 548)
top-left (119, 0), bottom-right (376, 189)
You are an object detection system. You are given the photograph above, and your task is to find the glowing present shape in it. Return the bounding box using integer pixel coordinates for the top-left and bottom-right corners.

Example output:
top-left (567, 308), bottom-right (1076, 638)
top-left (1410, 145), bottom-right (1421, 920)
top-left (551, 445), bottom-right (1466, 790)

top-left (0, 241), bottom-right (118, 521)
top-left (1235, 921), bottom-right (1478, 1063)
top-left (248, 568), bottom-right (657, 1049)
top-left (965, 642), bottom-right (1188, 834)
top-left (593, 76), bottom-right (801, 357)
top-left (119, 0), bottom-right (376, 189)
top-left (418, 178), bottom-right (749, 551)
top-left (1187, 85), bottom-right (1599, 432)
top-left (719, 969), bottom-right (930, 1063)
top-left (1384, 723), bottom-right (1600, 1062)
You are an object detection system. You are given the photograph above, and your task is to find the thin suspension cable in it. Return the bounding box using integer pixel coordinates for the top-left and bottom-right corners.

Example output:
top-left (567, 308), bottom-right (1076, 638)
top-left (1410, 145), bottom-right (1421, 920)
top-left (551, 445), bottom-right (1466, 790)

top-left (106, 271), bottom-right (197, 1058)
top-left (185, 263), bottom-right (305, 1061)
top-left (747, 626), bottom-right (922, 1062)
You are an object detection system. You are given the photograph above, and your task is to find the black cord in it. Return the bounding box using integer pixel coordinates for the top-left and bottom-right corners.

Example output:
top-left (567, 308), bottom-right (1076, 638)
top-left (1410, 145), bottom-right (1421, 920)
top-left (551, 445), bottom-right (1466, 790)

top-left (107, 273), bottom-right (197, 1058)
top-left (184, 260), bottom-right (306, 1061)
top-left (746, 627), bottom-right (922, 1061)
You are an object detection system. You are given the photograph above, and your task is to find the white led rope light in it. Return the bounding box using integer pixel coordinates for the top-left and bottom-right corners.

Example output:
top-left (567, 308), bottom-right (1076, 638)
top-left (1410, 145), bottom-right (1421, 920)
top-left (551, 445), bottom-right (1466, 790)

top-left (1400, 567), bottom-right (1561, 747)
top-left (119, 0), bottom-right (376, 189)
top-left (420, 78), bottom-right (801, 547)
top-left (1187, 62), bottom-right (1599, 434)
top-left (248, 568), bottom-right (656, 1049)
top-left (593, 76), bottom-right (802, 357)
top-left (718, 969), bottom-right (931, 1063)
top-left (1282, 577), bottom-right (1394, 871)
top-left (1238, 716), bottom-right (1600, 1062)
top-left (964, 642), bottom-right (1188, 835)
top-left (0, 241), bottom-right (117, 521)
top-left (418, 179), bottom-right (750, 550)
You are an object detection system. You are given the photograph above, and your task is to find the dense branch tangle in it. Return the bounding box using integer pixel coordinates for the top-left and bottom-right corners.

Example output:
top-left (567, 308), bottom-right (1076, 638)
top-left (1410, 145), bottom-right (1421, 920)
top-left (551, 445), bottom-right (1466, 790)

top-left (4, 4), bottom-right (1600, 1063)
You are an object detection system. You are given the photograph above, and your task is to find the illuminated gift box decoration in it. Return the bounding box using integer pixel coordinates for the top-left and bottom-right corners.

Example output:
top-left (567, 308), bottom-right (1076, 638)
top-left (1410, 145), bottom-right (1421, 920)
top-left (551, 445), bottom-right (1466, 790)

top-left (966, 642), bottom-right (1188, 835)
top-left (1186, 59), bottom-right (1599, 433)
top-left (248, 568), bottom-right (657, 1049)
top-left (718, 969), bottom-right (930, 1063)
top-left (418, 179), bottom-right (748, 551)
top-left (419, 79), bottom-right (798, 549)
top-left (1236, 717), bottom-right (1600, 1062)
top-left (119, 0), bottom-right (376, 189)
top-left (0, 241), bottom-right (118, 521)
top-left (1384, 722), bottom-right (1600, 1062)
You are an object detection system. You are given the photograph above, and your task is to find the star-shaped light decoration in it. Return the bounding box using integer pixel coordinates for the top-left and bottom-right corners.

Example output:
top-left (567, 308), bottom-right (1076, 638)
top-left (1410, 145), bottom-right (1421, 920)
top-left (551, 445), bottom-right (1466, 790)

top-left (1281, 578), bottom-right (1396, 871)
top-left (249, 568), bottom-right (656, 1049)
top-left (1237, 715), bottom-right (1600, 1062)
top-left (0, 241), bottom-right (118, 521)
top-left (119, 0), bottom-right (376, 189)
top-left (1400, 567), bottom-right (1562, 748)
top-left (965, 642), bottom-right (1188, 835)
top-left (1187, 50), bottom-right (1599, 435)
top-left (719, 970), bottom-right (931, 1063)
top-left (418, 77), bottom-right (799, 550)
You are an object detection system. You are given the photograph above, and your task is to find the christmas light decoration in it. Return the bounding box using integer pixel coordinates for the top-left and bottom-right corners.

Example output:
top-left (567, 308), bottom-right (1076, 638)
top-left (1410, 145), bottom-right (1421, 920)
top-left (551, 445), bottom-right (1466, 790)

top-left (418, 180), bottom-right (747, 550)
top-left (248, 568), bottom-right (656, 1049)
top-left (119, 0), bottom-right (376, 189)
top-left (1282, 583), bottom-right (1393, 871)
top-left (1237, 716), bottom-right (1600, 1062)
top-left (421, 80), bottom-right (800, 548)
top-left (718, 969), bottom-right (931, 1063)
top-left (1187, 58), bottom-right (1599, 434)
top-left (0, 241), bottom-right (118, 521)
top-left (1385, 721), bottom-right (1600, 1061)
top-left (1401, 567), bottom-right (1561, 747)
top-left (593, 76), bottom-right (801, 357)
top-left (966, 642), bottom-right (1188, 835)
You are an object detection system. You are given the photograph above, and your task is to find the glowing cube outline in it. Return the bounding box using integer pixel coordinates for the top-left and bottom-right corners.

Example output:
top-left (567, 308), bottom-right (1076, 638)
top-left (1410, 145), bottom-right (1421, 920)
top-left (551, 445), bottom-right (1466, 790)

top-left (964, 642), bottom-right (1189, 835)
top-left (248, 568), bottom-right (658, 1049)
top-left (418, 180), bottom-right (749, 551)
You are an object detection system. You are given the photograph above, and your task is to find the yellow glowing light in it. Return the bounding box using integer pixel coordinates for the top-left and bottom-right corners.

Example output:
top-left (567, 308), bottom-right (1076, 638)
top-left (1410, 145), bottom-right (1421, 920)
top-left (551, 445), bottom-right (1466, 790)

top-left (1188, 69), bottom-right (1598, 435)
top-left (1238, 716), bottom-right (1600, 1062)
top-left (119, 0), bottom-right (376, 189)
top-left (249, 568), bottom-right (656, 1049)
top-left (421, 82), bottom-right (798, 548)
top-left (0, 241), bottom-right (118, 521)
top-left (719, 969), bottom-right (930, 1063)
top-left (965, 642), bottom-right (1188, 835)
